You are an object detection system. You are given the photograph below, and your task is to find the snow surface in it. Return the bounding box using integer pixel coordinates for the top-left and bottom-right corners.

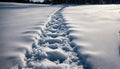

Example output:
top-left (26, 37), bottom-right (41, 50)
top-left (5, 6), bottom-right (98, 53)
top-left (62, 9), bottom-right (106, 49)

top-left (1, 2), bottom-right (120, 69)
top-left (0, 2), bottom-right (62, 69)
top-left (24, 7), bottom-right (83, 69)
top-left (62, 5), bottom-right (120, 69)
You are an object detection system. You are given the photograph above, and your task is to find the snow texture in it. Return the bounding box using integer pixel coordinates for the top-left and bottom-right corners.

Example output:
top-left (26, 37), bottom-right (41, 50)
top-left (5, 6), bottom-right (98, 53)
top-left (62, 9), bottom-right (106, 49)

top-left (1, 2), bottom-right (120, 69)
top-left (0, 2), bottom-right (62, 69)
top-left (24, 7), bottom-right (83, 69)
top-left (62, 5), bottom-right (120, 69)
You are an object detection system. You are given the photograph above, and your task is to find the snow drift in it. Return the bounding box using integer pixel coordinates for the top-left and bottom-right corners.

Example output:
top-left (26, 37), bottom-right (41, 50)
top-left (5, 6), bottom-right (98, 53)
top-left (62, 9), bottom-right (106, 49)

top-left (62, 5), bottom-right (120, 69)
top-left (0, 2), bottom-right (61, 69)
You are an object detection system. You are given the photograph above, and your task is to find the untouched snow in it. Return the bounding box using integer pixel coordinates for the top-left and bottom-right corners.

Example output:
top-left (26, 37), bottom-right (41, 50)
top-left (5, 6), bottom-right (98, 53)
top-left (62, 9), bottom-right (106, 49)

top-left (0, 2), bottom-right (62, 69)
top-left (62, 5), bottom-right (120, 69)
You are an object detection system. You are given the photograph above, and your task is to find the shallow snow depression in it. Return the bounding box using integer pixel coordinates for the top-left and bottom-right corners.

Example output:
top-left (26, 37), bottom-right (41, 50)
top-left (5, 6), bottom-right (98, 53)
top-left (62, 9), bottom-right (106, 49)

top-left (25, 7), bottom-right (83, 69)
top-left (62, 5), bottom-right (120, 69)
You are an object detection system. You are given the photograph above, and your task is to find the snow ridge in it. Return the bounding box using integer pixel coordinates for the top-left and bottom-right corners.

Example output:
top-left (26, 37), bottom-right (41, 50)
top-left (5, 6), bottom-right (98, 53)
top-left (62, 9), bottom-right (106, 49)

top-left (24, 8), bottom-right (83, 69)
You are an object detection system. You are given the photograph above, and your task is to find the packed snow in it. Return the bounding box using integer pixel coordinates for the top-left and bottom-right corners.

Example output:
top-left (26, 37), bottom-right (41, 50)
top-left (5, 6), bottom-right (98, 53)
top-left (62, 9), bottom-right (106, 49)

top-left (24, 7), bottom-right (83, 69)
top-left (0, 2), bottom-right (120, 69)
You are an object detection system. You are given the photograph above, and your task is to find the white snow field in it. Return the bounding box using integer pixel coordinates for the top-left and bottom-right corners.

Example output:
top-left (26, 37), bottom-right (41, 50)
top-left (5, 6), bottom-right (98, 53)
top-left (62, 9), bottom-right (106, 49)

top-left (0, 2), bottom-right (120, 69)
top-left (0, 2), bottom-right (63, 69)
top-left (62, 5), bottom-right (120, 69)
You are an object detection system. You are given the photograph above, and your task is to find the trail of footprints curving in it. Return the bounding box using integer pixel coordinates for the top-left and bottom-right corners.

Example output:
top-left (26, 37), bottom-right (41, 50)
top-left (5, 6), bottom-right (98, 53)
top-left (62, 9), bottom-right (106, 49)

top-left (25, 9), bottom-right (83, 69)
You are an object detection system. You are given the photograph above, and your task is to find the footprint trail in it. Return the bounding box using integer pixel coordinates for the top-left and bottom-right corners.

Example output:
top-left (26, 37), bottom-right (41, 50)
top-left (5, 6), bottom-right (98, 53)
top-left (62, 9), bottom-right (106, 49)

top-left (25, 8), bottom-right (83, 69)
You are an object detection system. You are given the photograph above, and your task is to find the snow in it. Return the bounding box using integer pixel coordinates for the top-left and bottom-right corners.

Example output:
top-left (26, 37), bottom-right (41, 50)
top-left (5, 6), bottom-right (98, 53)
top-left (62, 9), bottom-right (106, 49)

top-left (62, 5), bottom-right (120, 69)
top-left (24, 8), bottom-right (83, 69)
top-left (0, 2), bottom-right (62, 69)
top-left (1, 2), bottom-right (120, 69)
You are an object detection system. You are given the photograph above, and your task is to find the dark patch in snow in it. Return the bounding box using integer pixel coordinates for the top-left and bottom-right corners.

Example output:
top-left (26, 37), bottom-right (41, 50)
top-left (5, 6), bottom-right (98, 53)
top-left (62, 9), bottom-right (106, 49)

top-left (68, 35), bottom-right (77, 42)
top-left (48, 44), bottom-right (58, 49)
top-left (46, 51), bottom-right (68, 63)
top-left (118, 46), bottom-right (120, 56)
top-left (118, 31), bottom-right (120, 56)
top-left (70, 42), bottom-right (77, 48)
top-left (77, 52), bottom-right (92, 69)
